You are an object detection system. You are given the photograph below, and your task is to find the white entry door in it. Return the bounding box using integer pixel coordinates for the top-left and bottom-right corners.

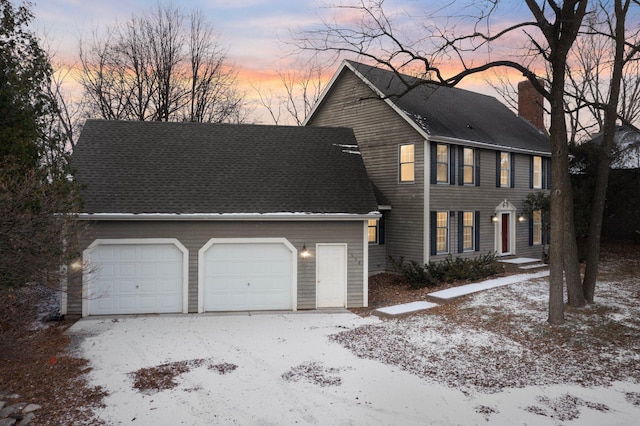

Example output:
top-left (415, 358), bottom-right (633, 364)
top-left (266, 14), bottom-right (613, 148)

top-left (316, 244), bottom-right (347, 308)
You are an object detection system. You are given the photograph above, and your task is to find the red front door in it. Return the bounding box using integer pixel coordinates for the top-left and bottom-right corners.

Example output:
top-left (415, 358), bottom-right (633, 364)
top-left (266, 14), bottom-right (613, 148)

top-left (501, 213), bottom-right (509, 253)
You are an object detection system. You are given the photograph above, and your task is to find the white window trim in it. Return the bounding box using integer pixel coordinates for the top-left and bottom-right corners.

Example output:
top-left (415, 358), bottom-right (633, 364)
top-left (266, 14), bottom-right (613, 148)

top-left (436, 144), bottom-right (449, 184)
top-left (463, 147), bottom-right (475, 186)
top-left (462, 211), bottom-right (475, 252)
top-left (436, 211), bottom-right (449, 254)
top-left (533, 156), bottom-right (543, 189)
top-left (500, 152), bottom-right (511, 188)
top-left (399, 143), bottom-right (415, 183)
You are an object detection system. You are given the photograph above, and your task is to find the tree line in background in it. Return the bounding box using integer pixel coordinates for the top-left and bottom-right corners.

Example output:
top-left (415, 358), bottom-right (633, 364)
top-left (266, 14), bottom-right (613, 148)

top-left (2, 0), bottom-right (640, 327)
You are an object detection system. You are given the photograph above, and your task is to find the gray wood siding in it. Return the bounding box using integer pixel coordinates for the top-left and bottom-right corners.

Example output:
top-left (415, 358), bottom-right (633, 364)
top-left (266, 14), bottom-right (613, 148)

top-left (308, 69), bottom-right (425, 272)
top-left (66, 220), bottom-right (367, 315)
top-left (429, 147), bottom-right (548, 262)
top-left (368, 243), bottom-right (387, 274)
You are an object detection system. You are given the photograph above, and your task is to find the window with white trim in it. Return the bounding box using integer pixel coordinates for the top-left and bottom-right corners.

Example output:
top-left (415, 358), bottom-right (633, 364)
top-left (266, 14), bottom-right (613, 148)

top-left (368, 219), bottom-right (378, 243)
top-left (463, 147), bottom-right (474, 185)
top-left (436, 211), bottom-right (449, 253)
top-left (532, 210), bottom-right (542, 245)
top-left (399, 144), bottom-right (415, 182)
top-left (462, 211), bottom-right (475, 251)
top-left (436, 144), bottom-right (449, 183)
top-left (532, 156), bottom-right (542, 189)
top-left (500, 152), bottom-right (511, 187)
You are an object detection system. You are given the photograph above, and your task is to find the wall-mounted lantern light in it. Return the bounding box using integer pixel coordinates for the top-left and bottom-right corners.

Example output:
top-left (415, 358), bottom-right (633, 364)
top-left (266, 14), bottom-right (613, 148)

top-left (518, 213), bottom-right (526, 222)
top-left (491, 214), bottom-right (498, 224)
top-left (300, 244), bottom-right (311, 258)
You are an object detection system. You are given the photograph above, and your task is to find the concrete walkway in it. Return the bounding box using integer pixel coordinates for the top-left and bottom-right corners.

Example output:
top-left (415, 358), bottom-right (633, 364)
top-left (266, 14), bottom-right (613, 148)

top-left (373, 269), bottom-right (549, 317)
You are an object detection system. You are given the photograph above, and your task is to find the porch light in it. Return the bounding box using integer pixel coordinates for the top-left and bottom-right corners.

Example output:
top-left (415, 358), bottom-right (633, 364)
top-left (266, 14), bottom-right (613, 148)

top-left (300, 244), bottom-right (311, 258)
top-left (491, 214), bottom-right (498, 223)
top-left (518, 213), bottom-right (526, 222)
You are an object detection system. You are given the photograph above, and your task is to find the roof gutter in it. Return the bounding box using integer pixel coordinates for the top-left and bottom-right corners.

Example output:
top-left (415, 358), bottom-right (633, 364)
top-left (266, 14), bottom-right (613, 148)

top-left (428, 135), bottom-right (551, 156)
top-left (77, 212), bottom-right (382, 221)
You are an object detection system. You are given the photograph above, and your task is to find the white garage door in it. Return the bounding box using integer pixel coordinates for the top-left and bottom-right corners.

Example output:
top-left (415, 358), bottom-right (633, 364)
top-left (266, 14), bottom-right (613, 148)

top-left (201, 240), bottom-right (294, 311)
top-left (86, 241), bottom-right (185, 316)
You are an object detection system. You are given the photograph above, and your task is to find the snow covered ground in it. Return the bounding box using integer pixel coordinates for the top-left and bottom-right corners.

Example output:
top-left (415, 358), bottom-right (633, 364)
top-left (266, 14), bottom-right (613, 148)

top-left (68, 275), bottom-right (640, 425)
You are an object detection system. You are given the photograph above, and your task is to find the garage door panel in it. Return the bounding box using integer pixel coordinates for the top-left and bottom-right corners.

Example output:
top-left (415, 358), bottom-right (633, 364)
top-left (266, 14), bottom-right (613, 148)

top-left (202, 242), bottom-right (293, 311)
top-left (87, 242), bottom-right (184, 316)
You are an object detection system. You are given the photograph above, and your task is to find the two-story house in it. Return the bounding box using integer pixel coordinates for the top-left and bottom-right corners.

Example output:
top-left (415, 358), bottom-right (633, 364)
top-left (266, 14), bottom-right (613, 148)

top-left (305, 60), bottom-right (551, 273)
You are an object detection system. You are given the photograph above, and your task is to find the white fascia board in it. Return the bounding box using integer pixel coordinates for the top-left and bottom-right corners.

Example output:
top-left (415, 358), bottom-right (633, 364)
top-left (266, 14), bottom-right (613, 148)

top-left (428, 135), bottom-right (551, 156)
top-left (77, 212), bottom-right (382, 221)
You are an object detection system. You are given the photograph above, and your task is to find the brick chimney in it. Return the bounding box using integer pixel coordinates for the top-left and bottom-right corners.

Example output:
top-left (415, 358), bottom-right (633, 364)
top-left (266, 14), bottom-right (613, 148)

top-left (518, 79), bottom-right (545, 132)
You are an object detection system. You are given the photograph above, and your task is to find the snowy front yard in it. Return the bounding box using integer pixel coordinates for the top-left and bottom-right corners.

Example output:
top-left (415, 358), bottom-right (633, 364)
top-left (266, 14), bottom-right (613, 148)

top-left (69, 263), bottom-right (640, 425)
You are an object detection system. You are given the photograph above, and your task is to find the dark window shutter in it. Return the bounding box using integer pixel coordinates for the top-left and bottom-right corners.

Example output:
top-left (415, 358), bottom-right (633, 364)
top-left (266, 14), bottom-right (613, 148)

top-left (450, 145), bottom-right (456, 185)
top-left (545, 157), bottom-right (552, 189)
top-left (510, 153), bottom-right (516, 188)
top-left (457, 210), bottom-right (464, 253)
top-left (474, 211), bottom-right (480, 251)
top-left (529, 216), bottom-right (534, 246)
top-left (378, 214), bottom-right (385, 245)
top-left (529, 156), bottom-right (534, 189)
top-left (475, 149), bottom-right (481, 186)
top-left (430, 144), bottom-right (437, 184)
top-left (430, 211), bottom-right (437, 256)
top-left (495, 151), bottom-right (501, 187)
top-left (458, 147), bottom-right (464, 186)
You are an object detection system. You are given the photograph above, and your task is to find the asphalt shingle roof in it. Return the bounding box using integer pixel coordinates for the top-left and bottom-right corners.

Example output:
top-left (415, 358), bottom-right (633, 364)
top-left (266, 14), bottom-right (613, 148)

top-left (72, 120), bottom-right (378, 215)
top-left (346, 60), bottom-right (551, 153)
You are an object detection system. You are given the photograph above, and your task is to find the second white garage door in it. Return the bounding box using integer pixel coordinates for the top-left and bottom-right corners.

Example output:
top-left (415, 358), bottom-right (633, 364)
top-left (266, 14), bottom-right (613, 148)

top-left (199, 239), bottom-right (296, 311)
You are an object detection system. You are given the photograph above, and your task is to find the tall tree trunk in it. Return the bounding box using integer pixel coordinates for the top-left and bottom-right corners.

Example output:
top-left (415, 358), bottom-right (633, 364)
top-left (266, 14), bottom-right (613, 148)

top-left (547, 68), bottom-right (569, 324)
top-left (563, 166), bottom-right (585, 307)
top-left (583, 0), bottom-right (628, 303)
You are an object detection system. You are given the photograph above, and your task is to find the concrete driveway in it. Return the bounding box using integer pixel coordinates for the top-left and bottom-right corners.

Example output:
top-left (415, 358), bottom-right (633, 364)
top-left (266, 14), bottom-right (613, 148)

top-left (68, 312), bottom-right (470, 425)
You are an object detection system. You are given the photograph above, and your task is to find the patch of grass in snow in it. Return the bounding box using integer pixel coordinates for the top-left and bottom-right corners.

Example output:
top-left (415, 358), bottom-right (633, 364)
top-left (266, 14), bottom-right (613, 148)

top-left (282, 361), bottom-right (349, 387)
top-left (129, 358), bottom-right (238, 393)
top-left (625, 392), bottom-right (640, 406)
top-left (525, 394), bottom-right (608, 422)
top-left (331, 259), bottom-right (640, 396)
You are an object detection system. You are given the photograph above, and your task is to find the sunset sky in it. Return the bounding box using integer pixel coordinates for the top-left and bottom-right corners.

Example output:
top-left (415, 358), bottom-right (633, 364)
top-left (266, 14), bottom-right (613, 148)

top-left (30, 0), bottom-right (533, 123)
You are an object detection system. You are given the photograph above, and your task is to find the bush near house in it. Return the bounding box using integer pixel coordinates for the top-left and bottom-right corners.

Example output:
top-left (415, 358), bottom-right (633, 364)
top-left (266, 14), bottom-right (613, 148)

top-left (390, 252), bottom-right (502, 289)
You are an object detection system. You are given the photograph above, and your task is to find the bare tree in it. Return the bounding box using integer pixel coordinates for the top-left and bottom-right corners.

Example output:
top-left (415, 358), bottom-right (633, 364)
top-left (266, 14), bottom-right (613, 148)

top-left (79, 3), bottom-right (245, 123)
top-left (580, 0), bottom-right (640, 302)
top-left (294, 0), bottom-right (595, 323)
top-left (253, 60), bottom-right (328, 125)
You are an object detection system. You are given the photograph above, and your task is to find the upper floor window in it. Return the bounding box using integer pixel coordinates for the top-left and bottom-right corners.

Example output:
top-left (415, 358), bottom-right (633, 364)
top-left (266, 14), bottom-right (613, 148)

top-left (462, 147), bottom-right (474, 185)
top-left (436, 144), bottom-right (449, 183)
top-left (532, 156), bottom-right (542, 189)
top-left (500, 152), bottom-right (510, 187)
top-left (399, 144), bottom-right (415, 182)
top-left (496, 152), bottom-right (514, 188)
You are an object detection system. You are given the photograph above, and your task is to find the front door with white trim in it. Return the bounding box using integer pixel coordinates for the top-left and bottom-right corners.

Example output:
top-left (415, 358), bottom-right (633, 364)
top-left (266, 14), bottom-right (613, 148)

top-left (316, 244), bottom-right (347, 308)
top-left (494, 200), bottom-right (516, 256)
